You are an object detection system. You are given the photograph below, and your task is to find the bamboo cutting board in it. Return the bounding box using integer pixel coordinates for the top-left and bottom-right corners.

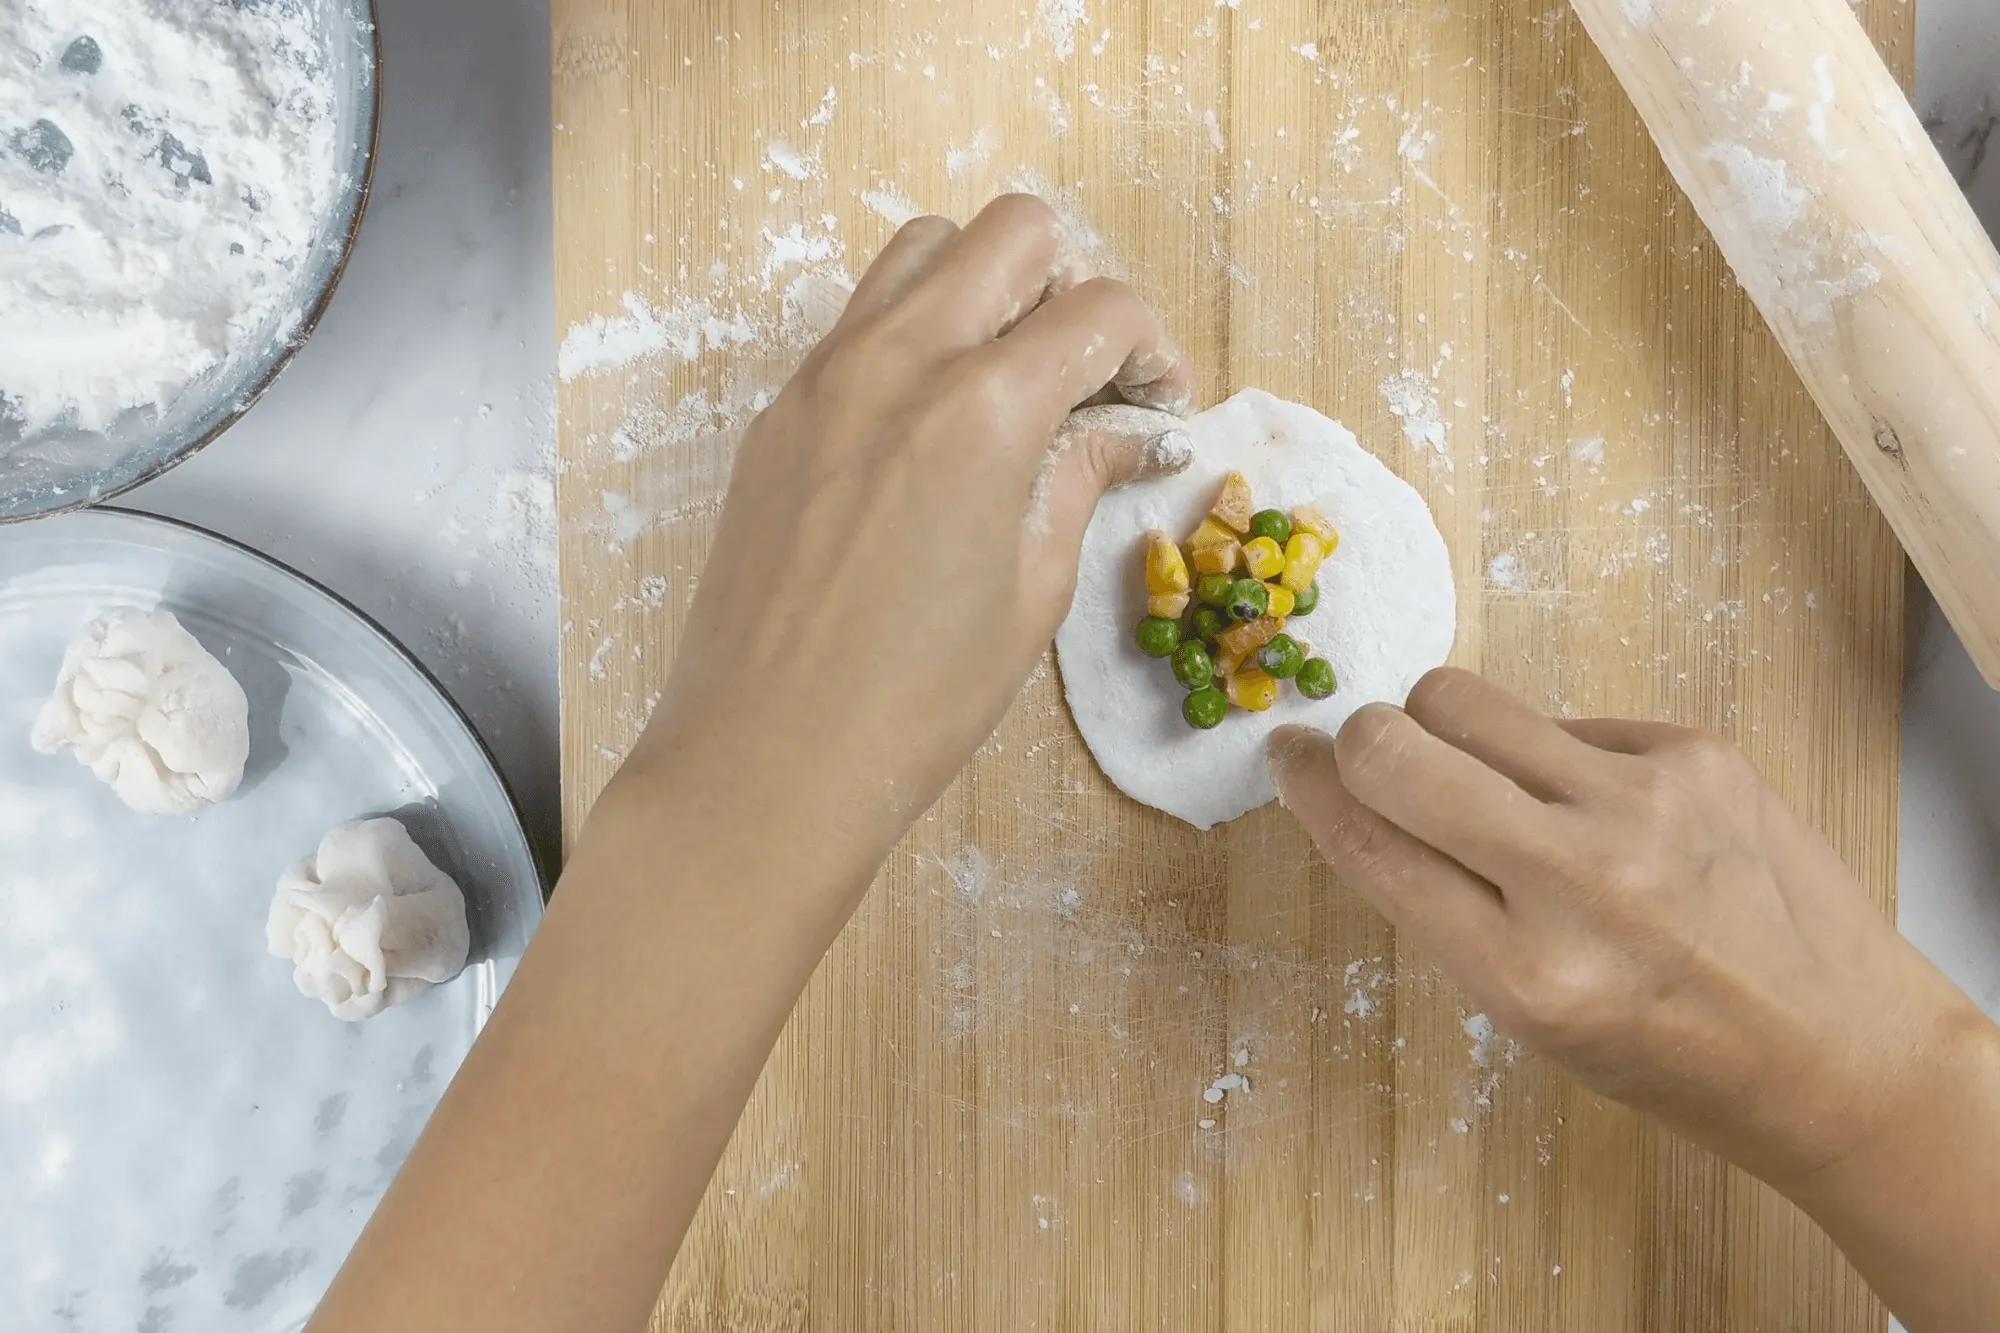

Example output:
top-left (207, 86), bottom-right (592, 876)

top-left (551, 2), bottom-right (1908, 1328)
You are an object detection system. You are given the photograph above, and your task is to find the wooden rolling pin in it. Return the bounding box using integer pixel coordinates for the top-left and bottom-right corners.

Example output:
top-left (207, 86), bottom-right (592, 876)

top-left (1569, 0), bottom-right (2000, 687)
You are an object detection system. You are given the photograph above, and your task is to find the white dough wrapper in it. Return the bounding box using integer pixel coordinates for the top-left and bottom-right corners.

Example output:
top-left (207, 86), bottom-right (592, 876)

top-left (1055, 388), bottom-right (1457, 830)
top-left (30, 605), bottom-right (250, 815)
top-left (267, 817), bottom-right (472, 1022)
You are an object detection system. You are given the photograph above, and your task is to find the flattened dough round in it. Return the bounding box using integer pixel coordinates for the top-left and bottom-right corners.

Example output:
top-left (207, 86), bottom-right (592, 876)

top-left (1056, 389), bottom-right (1457, 830)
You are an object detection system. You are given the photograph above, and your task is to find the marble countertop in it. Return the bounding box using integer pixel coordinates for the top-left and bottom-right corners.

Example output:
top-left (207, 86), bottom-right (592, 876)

top-left (130, 0), bottom-right (2000, 1007)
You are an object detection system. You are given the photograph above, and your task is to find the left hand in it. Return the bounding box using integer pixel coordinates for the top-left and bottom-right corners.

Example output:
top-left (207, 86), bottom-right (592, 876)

top-left (622, 194), bottom-right (1197, 898)
top-left (1267, 668), bottom-right (1980, 1187)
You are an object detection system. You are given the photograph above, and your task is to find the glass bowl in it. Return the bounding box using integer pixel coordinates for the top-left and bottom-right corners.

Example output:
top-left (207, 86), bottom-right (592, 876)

top-left (0, 0), bottom-right (381, 523)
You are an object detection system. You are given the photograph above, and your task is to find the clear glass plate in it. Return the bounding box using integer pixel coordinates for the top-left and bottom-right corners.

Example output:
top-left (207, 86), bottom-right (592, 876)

top-left (0, 508), bottom-right (545, 1330)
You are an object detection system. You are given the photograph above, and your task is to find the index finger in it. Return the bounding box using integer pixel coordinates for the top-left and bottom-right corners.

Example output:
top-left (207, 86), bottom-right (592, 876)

top-left (892, 194), bottom-right (1069, 344)
top-left (1268, 725), bottom-right (1515, 991)
top-left (1332, 702), bottom-right (1576, 893)
top-left (980, 276), bottom-right (1195, 445)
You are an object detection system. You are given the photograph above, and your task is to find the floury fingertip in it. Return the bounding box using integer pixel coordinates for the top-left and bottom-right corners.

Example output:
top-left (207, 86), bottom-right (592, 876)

top-left (1265, 723), bottom-right (1335, 796)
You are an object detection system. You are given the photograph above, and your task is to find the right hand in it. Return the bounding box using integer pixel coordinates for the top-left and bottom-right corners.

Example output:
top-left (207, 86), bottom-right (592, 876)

top-left (622, 195), bottom-right (1196, 912)
top-left (1267, 667), bottom-right (1996, 1189)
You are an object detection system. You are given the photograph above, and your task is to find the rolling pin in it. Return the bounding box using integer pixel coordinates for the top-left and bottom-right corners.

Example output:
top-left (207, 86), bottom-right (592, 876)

top-left (1568, 0), bottom-right (2000, 687)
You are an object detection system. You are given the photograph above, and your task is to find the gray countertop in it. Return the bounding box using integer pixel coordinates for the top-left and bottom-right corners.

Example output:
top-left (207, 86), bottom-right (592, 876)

top-left (129, 0), bottom-right (2000, 1014)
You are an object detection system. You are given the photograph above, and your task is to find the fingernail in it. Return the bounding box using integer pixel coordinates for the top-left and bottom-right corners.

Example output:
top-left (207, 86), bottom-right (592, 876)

top-left (1118, 377), bottom-right (1196, 417)
top-left (1128, 428), bottom-right (1194, 483)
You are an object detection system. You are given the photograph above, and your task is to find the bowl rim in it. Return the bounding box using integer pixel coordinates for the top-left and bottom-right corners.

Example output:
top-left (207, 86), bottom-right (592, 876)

top-left (1, 0), bottom-right (386, 527)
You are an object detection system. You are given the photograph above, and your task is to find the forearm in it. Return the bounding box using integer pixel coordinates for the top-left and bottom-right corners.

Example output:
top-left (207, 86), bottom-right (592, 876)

top-left (308, 761), bottom-right (876, 1333)
top-left (1779, 1005), bottom-right (2000, 1333)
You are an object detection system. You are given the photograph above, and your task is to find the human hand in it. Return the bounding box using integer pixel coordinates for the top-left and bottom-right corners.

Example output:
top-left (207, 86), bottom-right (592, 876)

top-left (625, 194), bottom-right (1196, 895)
top-left (1267, 667), bottom-right (1990, 1190)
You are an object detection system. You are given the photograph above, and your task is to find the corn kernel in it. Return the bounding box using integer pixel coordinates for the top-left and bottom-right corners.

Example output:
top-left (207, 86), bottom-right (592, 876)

top-left (1265, 583), bottom-right (1296, 618)
top-left (1242, 536), bottom-right (1284, 580)
top-left (1226, 668), bottom-right (1280, 712)
top-left (1290, 503), bottom-right (1339, 547)
top-left (1145, 530), bottom-right (1191, 594)
top-left (1148, 591), bottom-right (1190, 619)
top-left (1280, 532), bottom-right (1326, 593)
top-left (1214, 646), bottom-right (1246, 678)
top-left (1217, 614), bottom-right (1282, 660)
top-left (1193, 539), bottom-right (1241, 576)
top-left (1210, 472), bottom-right (1255, 533)
top-left (1189, 515), bottom-right (1238, 551)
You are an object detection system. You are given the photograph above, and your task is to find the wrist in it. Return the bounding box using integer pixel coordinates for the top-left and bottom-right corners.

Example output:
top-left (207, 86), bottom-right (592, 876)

top-left (1777, 989), bottom-right (2000, 1208)
top-left (587, 724), bottom-right (896, 934)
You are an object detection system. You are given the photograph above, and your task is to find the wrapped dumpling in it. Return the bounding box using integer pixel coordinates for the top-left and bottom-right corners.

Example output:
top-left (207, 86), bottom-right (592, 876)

top-left (267, 818), bottom-right (471, 1021)
top-left (31, 606), bottom-right (250, 815)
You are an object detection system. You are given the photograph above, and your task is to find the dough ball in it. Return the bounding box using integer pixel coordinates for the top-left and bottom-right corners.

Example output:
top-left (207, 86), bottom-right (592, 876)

top-left (266, 817), bottom-right (471, 1022)
top-left (1056, 389), bottom-right (1457, 829)
top-left (30, 606), bottom-right (251, 816)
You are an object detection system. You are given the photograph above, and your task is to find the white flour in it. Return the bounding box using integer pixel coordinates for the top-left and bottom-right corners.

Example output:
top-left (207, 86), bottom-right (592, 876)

top-left (0, 0), bottom-right (339, 435)
top-left (1056, 390), bottom-right (1457, 830)
top-left (1379, 368), bottom-right (1448, 457)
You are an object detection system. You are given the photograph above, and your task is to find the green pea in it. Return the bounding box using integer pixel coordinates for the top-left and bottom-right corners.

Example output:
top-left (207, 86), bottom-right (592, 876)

top-left (1296, 656), bottom-right (1337, 699)
top-left (1171, 641), bottom-right (1214, 690)
top-left (1135, 616), bottom-right (1180, 658)
top-left (1196, 573), bottom-right (1234, 607)
top-left (1190, 605), bottom-right (1225, 644)
top-left (1290, 580), bottom-right (1320, 617)
top-left (1249, 509), bottom-right (1292, 545)
top-left (1225, 577), bottom-right (1269, 623)
top-left (1257, 633), bottom-right (1304, 679)
top-left (1182, 685), bottom-right (1229, 729)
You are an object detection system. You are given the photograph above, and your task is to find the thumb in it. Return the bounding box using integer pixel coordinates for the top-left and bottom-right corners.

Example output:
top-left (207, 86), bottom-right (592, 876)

top-left (1022, 404), bottom-right (1194, 619)
top-left (1027, 403), bottom-right (1194, 544)
top-left (1267, 721), bottom-right (1513, 984)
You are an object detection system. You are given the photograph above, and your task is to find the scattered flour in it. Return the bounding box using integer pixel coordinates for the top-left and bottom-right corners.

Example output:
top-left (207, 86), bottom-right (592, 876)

top-left (556, 293), bottom-right (757, 381)
top-left (1700, 140), bottom-right (1882, 323)
top-left (488, 468), bottom-right (555, 567)
top-left (860, 184), bottom-right (922, 226)
top-left (802, 86), bottom-right (836, 129)
top-left (1487, 552), bottom-right (1528, 595)
top-left (764, 139), bottom-right (817, 181)
top-left (1379, 369), bottom-right (1448, 457)
top-left (1034, 0), bottom-right (1088, 62)
top-left (0, 0), bottom-right (341, 435)
top-left (945, 128), bottom-right (998, 178)
top-left (759, 220), bottom-right (843, 289)
top-left (1464, 1013), bottom-right (1497, 1066)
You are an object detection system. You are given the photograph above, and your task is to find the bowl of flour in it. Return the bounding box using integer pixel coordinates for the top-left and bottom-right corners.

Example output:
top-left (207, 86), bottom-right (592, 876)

top-left (0, 0), bottom-right (379, 522)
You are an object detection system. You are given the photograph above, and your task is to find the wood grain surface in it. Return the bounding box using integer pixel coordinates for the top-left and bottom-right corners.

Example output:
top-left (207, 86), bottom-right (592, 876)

top-left (551, 2), bottom-right (1909, 1327)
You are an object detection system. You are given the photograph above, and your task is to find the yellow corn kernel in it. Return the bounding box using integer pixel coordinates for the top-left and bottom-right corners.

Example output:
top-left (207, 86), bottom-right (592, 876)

top-left (1216, 614), bottom-right (1282, 660)
top-left (1226, 667), bottom-right (1280, 712)
top-left (1210, 471), bottom-right (1255, 533)
top-left (1144, 529), bottom-right (1190, 594)
top-left (1214, 645), bottom-right (1246, 678)
top-left (1193, 539), bottom-right (1241, 576)
top-left (1290, 503), bottom-right (1339, 547)
top-left (1242, 536), bottom-right (1284, 580)
top-left (1148, 591), bottom-right (1190, 619)
top-left (1265, 583), bottom-right (1296, 618)
top-left (1280, 532), bottom-right (1326, 593)
top-left (1189, 515), bottom-right (1238, 551)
